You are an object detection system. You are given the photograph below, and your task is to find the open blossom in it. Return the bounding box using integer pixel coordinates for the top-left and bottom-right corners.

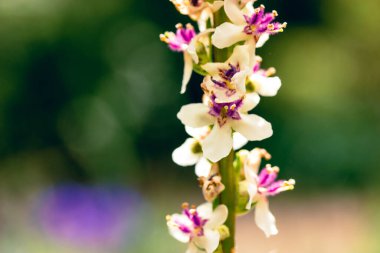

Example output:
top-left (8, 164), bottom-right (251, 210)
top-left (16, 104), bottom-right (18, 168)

top-left (161, 24), bottom-right (215, 93)
top-left (167, 202), bottom-right (228, 253)
top-left (172, 126), bottom-right (248, 175)
top-left (242, 148), bottom-right (295, 237)
top-left (202, 44), bottom-right (255, 103)
top-left (160, 23), bottom-right (199, 94)
top-left (246, 56), bottom-right (281, 97)
top-left (177, 94), bottom-right (272, 162)
top-left (212, 0), bottom-right (287, 49)
top-left (170, 0), bottom-right (224, 31)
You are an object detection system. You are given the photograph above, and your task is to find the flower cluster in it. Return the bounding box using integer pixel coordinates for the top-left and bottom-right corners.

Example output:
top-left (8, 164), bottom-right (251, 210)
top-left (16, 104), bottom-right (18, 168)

top-left (161, 0), bottom-right (295, 251)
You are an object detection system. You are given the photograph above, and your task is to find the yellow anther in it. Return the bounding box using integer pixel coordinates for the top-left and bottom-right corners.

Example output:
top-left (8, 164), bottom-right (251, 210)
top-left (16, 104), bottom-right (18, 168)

top-left (186, 23), bottom-right (194, 29)
top-left (266, 67), bottom-right (276, 76)
top-left (182, 202), bottom-right (189, 209)
top-left (272, 10), bottom-right (278, 16)
top-left (256, 56), bottom-right (263, 63)
top-left (175, 23), bottom-right (183, 29)
top-left (159, 34), bottom-right (167, 42)
top-left (265, 164), bottom-right (280, 173)
top-left (166, 215), bottom-right (172, 221)
top-left (230, 104), bottom-right (237, 110)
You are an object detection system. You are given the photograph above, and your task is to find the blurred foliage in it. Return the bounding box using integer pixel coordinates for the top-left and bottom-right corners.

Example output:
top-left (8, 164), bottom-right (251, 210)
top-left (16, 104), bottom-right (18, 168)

top-left (0, 0), bottom-right (379, 192)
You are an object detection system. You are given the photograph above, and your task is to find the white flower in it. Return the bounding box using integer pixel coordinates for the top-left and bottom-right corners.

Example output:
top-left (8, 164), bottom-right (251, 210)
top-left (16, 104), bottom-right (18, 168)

top-left (161, 24), bottom-right (214, 94)
top-left (202, 44), bottom-right (255, 103)
top-left (177, 94), bottom-right (272, 162)
top-left (170, 0), bottom-right (224, 31)
top-left (247, 56), bottom-right (281, 97)
top-left (211, 0), bottom-right (286, 49)
top-left (172, 126), bottom-right (248, 175)
top-left (241, 148), bottom-right (295, 237)
top-left (167, 203), bottom-right (228, 253)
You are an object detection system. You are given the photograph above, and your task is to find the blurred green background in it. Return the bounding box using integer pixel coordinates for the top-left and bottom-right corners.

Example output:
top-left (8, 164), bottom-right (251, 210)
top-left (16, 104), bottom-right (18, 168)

top-left (0, 0), bottom-right (379, 252)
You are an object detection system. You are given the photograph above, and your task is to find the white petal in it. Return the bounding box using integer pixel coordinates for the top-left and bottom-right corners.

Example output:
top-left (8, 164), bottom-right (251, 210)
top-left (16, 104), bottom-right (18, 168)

top-left (228, 44), bottom-right (252, 70)
top-left (232, 132), bottom-right (248, 150)
top-left (185, 125), bottom-right (210, 139)
top-left (240, 93), bottom-right (260, 113)
top-left (202, 123), bottom-right (233, 162)
top-left (211, 1), bottom-right (224, 12)
top-left (246, 180), bottom-right (258, 209)
top-left (202, 62), bottom-right (229, 75)
top-left (242, 1), bottom-right (255, 13)
top-left (193, 230), bottom-right (220, 253)
top-left (197, 10), bottom-right (209, 32)
top-left (186, 243), bottom-right (199, 253)
top-left (256, 33), bottom-right (270, 48)
top-left (231, 114), bottom-right (272, 141)
top-left (172, 138), bottom-right (202, 166)
top-left (206, 75), bottom-right (240, 103)
top-left (187, 41), bottom-right (199, 64)
top-left (212, 22), bottom-right (248, 49)
top-left (167, 214), bottom-right (191, 243)
top-left (214, 91), bottom-right (241, 104)
top-left (244, 162), bottom-right (259, 210)
top-left (230, 70), bottom-right (247, 94)
top-left (196, 202), bottom-right (213, 219)
top-left (244, 39), bottom-right (257, 69)
top-left (224, 0), bottom-right (246, 25)
top-left (255, 198), bottom-right (278, 237)
top-left (181, 53), bottom-right (193, 94)
top-left (251, 75), bottom-right (282, 97)
top-left (205, 204), bottom-right (228, 229)
top-left (177, 103), bottom-right (214, 128)
top-left (195, 157), bottom-right (212, 177)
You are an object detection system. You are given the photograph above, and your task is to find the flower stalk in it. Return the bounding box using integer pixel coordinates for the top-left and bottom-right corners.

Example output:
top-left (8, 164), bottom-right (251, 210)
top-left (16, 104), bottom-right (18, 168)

top-left (217, 150), bottom-right (236, 253)
top-left (212, 6), bottom-right (230, 63)
top-left (162, 1), bottom-right (295, 252)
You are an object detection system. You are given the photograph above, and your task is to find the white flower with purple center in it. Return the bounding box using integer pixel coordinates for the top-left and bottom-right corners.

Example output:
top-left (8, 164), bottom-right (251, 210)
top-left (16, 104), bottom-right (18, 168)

top-left (202, 44), bottom-right (254, 103)
top-left (172, 125), bottom-right (248, 176)
top-left (161, 23), bottom-right (214, 94)
top-left (170, 0), bottom-right (224, 31)
top-left (177, 94), bottom-right (272, 162)
top-left (212, 0), bottom-right (287, 49)
top-left (247, 56), bottom-right (282, 97)
top-left (167, 202), bottom-right (228, 253)
top-left (242, 149), bottom-right (295, 237)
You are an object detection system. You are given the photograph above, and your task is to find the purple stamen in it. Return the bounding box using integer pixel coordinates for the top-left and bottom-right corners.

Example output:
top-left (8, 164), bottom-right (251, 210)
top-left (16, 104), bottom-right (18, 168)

top-left (258, 167), bottom-right (278, 187)
top-left (242, 6), bottom-right (284, 37)
top-left (210, 63), bottom-right (240, 98)
top-left (209, 96), bottom-right (243, 125)
top-left (161, 24), bottom-right (196, 52)
top-left (176, 207), bottom-right (208, 238)
top-left (265, 180), bottom-right (285, 195)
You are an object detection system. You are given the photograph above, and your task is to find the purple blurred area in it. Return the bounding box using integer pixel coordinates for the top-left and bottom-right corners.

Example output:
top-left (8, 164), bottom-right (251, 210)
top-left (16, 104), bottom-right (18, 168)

top-left (37, 184), bottom-right (142, 248)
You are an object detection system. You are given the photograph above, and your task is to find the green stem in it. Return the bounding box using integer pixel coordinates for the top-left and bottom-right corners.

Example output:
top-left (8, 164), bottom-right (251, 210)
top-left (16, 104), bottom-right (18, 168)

top-left (212, 7), bottom-right (229, 62)
top-left (211, 3), bottom-right (235, 252)
top-left (218, 150), bottom-right (236, 253)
